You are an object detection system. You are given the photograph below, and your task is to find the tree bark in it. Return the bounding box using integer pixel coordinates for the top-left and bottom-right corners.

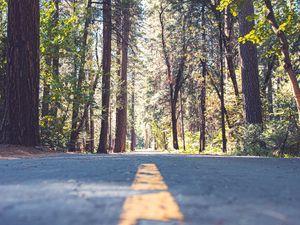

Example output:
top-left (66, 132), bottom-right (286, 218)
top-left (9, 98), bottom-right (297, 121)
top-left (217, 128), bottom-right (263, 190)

top-left (98, 0), bottom-right (112, 154)
top-left (109, 103), bottom-right (112, 151)
top-left (219, 17), bottom-right (227, 153)
top-left (130, 72), bottom-right (136, 152)
top-left (1, 0), bottom-right (40, 146)
top-left (263, 56), bottom-right (276, 115)
top-left (0, 9), bottom-right (6, 120)
top-left (159, 4), bottom-right (188, 150)
top-left (199, 5), bottom-right (207, 153)
top-left (199, 60), bottom-right (206, 153)
top-left (239, 0), bottom-right (263, 124)
top-left (180, 90), bottom-right (186, 151)
top-left (159, 4), bottom-right (176, 149)
top-left (42, 57), bottom-right (52, 118)
top-left (209, 72), bottom-right (232, 129)
top-left (84, 107), bottom-right (90, 151)
top-left (51, 0), bottom-right (60, 117)
top-left (264, 0), bottom-right (300, 124)
top-left (115, 1), bottom-right (130, 153)
top-left (224, 8), bottom-right (239, 97)
top-left (90, 106), bottom-right (95, 152)
top-left (170, 100), bottom-right (179, 149)
top-left (112, 0), bottom-right (121, 153)
top-left (267, 75), bottom-right (274, 115)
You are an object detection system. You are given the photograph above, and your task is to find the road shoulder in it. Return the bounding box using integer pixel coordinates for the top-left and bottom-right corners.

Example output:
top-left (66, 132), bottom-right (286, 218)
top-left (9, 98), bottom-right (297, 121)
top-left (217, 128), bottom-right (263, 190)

top-left (0, 144), bottom-right (62, 160)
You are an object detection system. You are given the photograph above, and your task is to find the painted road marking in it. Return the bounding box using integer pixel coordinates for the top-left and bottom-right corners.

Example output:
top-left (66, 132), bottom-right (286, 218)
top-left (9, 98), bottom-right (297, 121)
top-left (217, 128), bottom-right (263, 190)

top-left (131, 164), bottom-right (168, 190)
top-left (119, 164), bottom-right (184, 225)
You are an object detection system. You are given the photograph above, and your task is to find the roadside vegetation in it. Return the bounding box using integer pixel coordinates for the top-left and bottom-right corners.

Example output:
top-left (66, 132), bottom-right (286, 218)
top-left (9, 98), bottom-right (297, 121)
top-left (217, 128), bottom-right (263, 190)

top-left (0, 0), bottom-right (299, 157)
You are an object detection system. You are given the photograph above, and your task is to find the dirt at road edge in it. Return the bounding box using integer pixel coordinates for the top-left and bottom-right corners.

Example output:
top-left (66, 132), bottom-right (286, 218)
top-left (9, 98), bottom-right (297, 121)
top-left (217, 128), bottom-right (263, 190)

top-left (0, 145), bottom-right (63, 160)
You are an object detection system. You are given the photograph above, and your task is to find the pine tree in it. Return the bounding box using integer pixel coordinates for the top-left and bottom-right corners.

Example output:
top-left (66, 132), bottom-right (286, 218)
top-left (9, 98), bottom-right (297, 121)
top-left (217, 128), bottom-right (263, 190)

top-left (1, 0), bottom-right (40, 146)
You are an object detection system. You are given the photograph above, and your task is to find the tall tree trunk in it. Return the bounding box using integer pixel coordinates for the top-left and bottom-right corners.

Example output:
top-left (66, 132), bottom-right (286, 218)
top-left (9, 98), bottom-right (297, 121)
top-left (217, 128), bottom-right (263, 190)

top-left (69, 0), bottom-right (78, 150)
top-left (267, 76), bottom-right (274, 115)
top-left (0, 9), bottom-right (6, 121)
top-left (69, 0), bottom-right (92, 151)
top-left (219, 19), bottom-right (227, 153)
top-left (171, 48), bottom-right (187, 151)
top-left (159, 3), bottom-right (189, 150)
top-left (112, 0), bottom-right (121, 153)
top-left (159, 4), bottom-right (176, 149)
top-left (145, 128), bottom-right (149, 149)
top-left (90, 30), bottom-right (101, 154)
top-left (163, 131), bottom-right (168, 150)
top-left (239, 0), bottom-right (263, 124)
top-left (180, 90), bottom-right (186, 151)
top-left (199, 60), bottom-right (207, 153)
top-left (264, 0), bottom-right (300, 124)
top-left (84, 107), bottom-right (91, 152)
top-left (224, 7), bottom-right (239, 97)
top-left (42, 57), bottom-right (52, 118)
top-left (170, 99), bottom-right (179, 149)
top-left (115, 1), bottom-right (130, 153)
top-left (109, 104), bottom-right (112, 151)
top-left (130, 72), bottom-right (136, 152)
top-left (1, 0), bottom-right (40, 146)
top-left (199, 5), bottom-right (207, 153)
top-left (209, 73), bottom-right (232, 129)
top-left (51, 0), bottom-right (60, 117)
top-left (90, 106), bottom-right (95, 152)
top-left (263, 56), bottom-right (276, 115)
top-left (98, 0), bottom-right (112, 154)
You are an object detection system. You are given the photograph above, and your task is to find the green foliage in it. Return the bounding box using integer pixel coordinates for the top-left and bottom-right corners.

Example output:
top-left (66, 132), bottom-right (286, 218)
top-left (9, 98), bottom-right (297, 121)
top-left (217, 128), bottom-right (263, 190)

top-left (234, 118), bottom-right (300, 157)
top-left (180, 132), bottom-right (199, 154)
top-left (235, 124), bottom-right (270, 156)
top-left (40, 116), bottom-right (70, 148)
top-left (238, 30), bottom-right (262, 45)
top-left (0, 0), bottom-right (7, 11)
top-left (263, 120), bottom-right (300, 156)
top-left (216, 0), bottom-right (234, 12)
top-left (39, 0), bottom-right (94, 148)
top-left (151, 121), bottom-right (168, 150)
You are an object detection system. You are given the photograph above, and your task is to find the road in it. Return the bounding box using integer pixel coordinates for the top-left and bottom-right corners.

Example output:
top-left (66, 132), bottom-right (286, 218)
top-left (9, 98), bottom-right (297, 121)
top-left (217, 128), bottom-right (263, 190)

top-left (0, 151), bottom-right (300, 225)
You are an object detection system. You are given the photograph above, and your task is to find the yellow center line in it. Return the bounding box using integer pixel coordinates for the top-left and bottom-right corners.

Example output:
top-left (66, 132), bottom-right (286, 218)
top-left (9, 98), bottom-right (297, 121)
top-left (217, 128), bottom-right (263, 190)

top-left (118, 164), bottom-right (184, 225)
top-left (131, 164), bottom-right (168, 190)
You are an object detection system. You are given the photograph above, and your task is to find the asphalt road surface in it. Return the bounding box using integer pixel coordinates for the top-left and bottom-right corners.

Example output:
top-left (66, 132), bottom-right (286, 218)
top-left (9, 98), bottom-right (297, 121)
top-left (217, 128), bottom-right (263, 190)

top-left (1, 151), bottom-right (300, 225)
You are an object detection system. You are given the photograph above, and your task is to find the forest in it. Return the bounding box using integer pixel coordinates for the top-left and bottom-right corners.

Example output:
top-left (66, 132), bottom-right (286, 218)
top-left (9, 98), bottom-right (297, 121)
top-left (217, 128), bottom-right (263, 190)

top-left (0, 0), bottom-right (299, 156)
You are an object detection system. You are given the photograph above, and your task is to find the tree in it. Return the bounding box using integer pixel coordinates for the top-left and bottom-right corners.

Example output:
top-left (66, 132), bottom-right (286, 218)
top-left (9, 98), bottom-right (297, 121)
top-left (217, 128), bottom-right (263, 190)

top-left (51, 0), bottom-right (60, 117)
top-left (41, 0), bottom-right (60, 120)
top-left (224, 7), bottom-right (239, 97)
top-left (0, 0), bottom-right (40, 146)
top-left (69, 0), bottom-right (93, 151)
top-left (238, 0), bottom-right (263, 124)
top-left (115, 0), bottom-right (131, 153)
top-left (199, 5), bottom-right (207, 152)
top-left (218, 12), bottom-right (227, 153)
top-left (98, 0), bottom-right (112, 154)
top-left (0, 1), bottom-right (7, 120)
top-left (130, 71), bottom-right (136, 151)
top-left (264, 0), bottom-right (300, 124)
top-left (159, 2), bottom-right (190, 150)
